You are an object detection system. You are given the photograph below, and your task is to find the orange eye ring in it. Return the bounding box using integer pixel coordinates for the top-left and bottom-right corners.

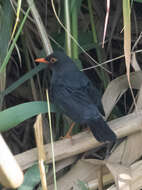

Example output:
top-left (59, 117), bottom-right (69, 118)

top-left (50, 57), bottom-right (57, 63)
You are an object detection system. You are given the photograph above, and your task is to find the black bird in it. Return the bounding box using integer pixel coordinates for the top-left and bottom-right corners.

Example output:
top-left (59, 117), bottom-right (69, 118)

top-left (35, 51), bottom-right (116, 142)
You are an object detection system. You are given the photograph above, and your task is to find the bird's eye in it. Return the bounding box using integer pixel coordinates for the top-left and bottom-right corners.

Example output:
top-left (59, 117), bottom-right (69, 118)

top-left (50, 57), bottom-right (57, 63)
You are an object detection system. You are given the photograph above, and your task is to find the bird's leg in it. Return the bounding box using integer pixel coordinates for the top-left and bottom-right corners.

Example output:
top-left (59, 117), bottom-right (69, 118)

top-left (64, 122), bottom-right (76, 139)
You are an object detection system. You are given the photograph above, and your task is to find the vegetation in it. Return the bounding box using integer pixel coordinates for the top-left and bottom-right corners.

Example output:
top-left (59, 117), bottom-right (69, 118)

top-left (0, 0), bottom-right (142, 189)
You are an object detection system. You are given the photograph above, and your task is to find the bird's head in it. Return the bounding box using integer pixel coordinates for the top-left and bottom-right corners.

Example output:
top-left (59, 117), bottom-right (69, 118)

top-left (35, 51), bottom-right (67, 70)
top-left (35, 53), bottom-right (58, 65)
top-left (35, 51), bottom-right (76, 73)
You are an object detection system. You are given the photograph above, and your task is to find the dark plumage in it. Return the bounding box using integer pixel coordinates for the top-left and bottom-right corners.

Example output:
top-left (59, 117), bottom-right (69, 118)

top-left (35, 51), bottom-right (116, 142)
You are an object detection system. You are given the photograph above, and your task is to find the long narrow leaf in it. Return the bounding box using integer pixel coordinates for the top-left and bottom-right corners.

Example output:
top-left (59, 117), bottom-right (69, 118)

top-left (0, 101), bottom-right (56, 132)
top-left (123, 0), bottom-right (136, 108)
top-left (70, 0), bottom-right (83, 12)
top-left (123, 0), bottom-right (131, 79)
top-left (0, 7), bottom-right (30, 73)
top-left (0, 64), bottom-right (47, 98)
top-left (18, 164), bottom-right (44, 190)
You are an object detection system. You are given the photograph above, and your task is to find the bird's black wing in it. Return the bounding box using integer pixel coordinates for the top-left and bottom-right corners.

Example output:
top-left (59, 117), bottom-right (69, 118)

top-left (52, 84), bottom-right (116, 142)
top-left (86, 82), bottom-right (105, 115)
top-left (56, 69), bottom-right (105, 115)
top-left (52, 84), bottom-right (100, 124)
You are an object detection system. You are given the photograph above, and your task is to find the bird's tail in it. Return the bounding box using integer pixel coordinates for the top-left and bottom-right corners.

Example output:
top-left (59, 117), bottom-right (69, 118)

top-left (88, 118), bottom-right (116, 143)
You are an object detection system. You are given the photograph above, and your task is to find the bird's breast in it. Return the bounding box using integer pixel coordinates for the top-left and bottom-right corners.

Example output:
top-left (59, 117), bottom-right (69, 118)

top-left (51, 71), bottom-right (88, 89)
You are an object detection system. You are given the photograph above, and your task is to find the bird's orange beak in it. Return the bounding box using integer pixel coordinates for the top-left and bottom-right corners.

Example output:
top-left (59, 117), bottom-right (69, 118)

top-left (35, 58), bottom-right (49, 64)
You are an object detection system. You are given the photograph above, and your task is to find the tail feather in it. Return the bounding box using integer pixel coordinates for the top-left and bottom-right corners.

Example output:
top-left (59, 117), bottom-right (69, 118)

top-left (88, 118), bottom-right (116, 142)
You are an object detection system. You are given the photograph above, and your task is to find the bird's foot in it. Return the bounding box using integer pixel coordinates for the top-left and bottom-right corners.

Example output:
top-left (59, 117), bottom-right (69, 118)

top-left (60, 122), bottom-right (76, 140)
top-left (83, 127), bottom-right (90, 132)
top-left (60, 133), bottom-right (72, 140)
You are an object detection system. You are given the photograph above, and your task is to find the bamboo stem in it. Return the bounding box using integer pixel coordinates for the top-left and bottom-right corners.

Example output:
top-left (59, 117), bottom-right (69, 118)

top-left (15, 111), bottom-right (142, 170)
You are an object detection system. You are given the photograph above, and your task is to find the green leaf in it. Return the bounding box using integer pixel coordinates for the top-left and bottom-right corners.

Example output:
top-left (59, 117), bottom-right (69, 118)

top-left (52, 31), bottom-right (96, 52)
top-left (134, 0), bottom-right (142, 2)
top-left (0, 101), bottom-right (56, 132)
top-left (73, 59), bottom-right (82, 70)
top-left (18, 164), bottom-right (48, 190)
top-left (0, 184), bottom-right (3, 190)
top-left (78, 180), bottom-right (89, 190)
top-left (0, 64), bottom-right (47, 98)
top-left (71, 0), bottom-right (83, 12)
top-left (0, 0), bottom-right (14, 63)
top-left (0, 6), bottom-right (30, 73)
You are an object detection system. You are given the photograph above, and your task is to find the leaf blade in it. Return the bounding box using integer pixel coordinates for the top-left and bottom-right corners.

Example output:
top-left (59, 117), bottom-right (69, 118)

top-left (0, 101), bottom-right (56, 132)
